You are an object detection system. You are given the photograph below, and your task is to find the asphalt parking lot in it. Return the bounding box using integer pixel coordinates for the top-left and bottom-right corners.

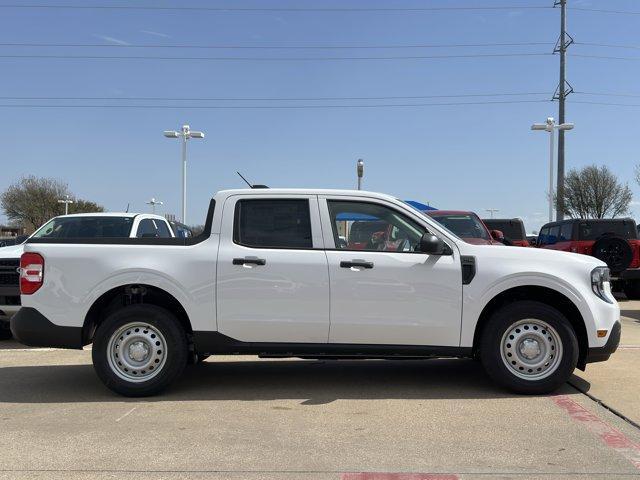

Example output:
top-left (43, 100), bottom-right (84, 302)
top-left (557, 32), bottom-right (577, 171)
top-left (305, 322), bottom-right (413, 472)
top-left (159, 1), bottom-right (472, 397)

top-left (0, 304), bottom-right (639, 480)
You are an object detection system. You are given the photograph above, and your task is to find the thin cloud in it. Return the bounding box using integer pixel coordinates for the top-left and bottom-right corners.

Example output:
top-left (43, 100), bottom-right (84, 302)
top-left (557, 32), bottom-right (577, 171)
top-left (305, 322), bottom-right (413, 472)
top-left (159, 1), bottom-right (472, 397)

top-left (141, 30), bottom-right (171, 38)
top-left (92, 34), bottom-right (130, 46)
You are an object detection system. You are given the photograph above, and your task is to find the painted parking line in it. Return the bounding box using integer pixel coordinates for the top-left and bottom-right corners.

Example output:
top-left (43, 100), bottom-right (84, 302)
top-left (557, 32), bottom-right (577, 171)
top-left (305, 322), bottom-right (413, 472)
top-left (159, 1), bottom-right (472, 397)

top-left (341, 474), bottom-right (458, 480)
top-left (552, 395), bottom-right (640, 470)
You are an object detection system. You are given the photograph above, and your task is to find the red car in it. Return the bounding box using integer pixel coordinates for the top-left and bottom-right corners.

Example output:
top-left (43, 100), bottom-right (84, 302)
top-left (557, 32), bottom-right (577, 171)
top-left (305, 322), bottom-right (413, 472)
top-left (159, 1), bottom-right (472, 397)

top-left (538, 218), bottom-right (640, 298)
top-left (426, 210), bottom-right (502, 245)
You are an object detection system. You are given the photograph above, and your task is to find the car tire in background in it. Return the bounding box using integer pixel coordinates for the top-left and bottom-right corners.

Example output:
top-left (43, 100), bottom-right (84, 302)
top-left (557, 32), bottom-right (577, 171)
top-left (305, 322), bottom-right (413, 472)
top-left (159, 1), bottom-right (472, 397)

top-left (480, 300), bottom-right (579, 395)
top-left (92, 304), bottom-right (188, 397)
top-left (0, 324), bottom-right (12, 341)
top-left (623, 280), bottom-right (640, 300)
top-left (592, 236), bottom-right (633, 275)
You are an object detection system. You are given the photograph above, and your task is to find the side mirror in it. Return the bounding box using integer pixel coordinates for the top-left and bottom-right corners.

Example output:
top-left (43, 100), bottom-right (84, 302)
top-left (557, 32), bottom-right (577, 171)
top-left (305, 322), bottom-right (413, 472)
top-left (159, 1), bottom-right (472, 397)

top-left (419, 233), bottom-right (452, 255)
top-left (490, 230), bottom-right (504, 241)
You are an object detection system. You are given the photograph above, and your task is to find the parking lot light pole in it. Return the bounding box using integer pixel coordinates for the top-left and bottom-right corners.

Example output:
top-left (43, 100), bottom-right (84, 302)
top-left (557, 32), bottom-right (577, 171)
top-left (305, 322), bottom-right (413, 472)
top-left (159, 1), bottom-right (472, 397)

top-left (357, 159), bottom-right (364, 190)
top-left (57, 195), bottom-right (74, 215)
top-left (146, 197), bottom-right (163, 214)
top-left (531, 118), bottom-right (574, 223)
top-left (163, 125), bottom-right (205, 224)
top-left (485, 208), bottom-right (499, 219)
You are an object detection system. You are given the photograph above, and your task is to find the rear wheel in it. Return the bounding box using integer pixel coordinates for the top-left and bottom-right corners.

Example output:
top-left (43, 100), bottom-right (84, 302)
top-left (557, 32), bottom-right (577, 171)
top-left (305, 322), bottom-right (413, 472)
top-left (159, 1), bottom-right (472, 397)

top-left (480, 301), bottom-right (578, 394)
top-left (92, 305), bottom-right (188, 397)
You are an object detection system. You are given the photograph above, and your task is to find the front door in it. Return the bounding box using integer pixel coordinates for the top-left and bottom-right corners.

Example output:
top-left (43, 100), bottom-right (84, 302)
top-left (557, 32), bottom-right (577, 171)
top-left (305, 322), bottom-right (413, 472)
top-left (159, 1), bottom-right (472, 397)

top-left (321, 197), bottom-right (463, 347)
top-left (216, 194), bottom-right (330, 343)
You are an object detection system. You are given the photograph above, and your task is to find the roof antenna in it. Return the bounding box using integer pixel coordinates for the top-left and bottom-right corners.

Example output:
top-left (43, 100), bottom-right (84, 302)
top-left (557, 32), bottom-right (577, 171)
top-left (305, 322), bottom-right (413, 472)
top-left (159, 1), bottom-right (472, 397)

top-left (237, 171), bottom-right (252, 188)
top-left (237, 171), bottom-right (269, 189)
top-left (125, 203), bottom-right (130, 213)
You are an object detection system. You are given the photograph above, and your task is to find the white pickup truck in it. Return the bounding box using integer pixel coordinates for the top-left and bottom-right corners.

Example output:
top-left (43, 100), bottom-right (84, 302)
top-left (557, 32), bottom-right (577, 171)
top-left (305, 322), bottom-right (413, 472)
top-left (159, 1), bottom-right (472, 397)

top-left (11, 189), bottom-right (620, 397)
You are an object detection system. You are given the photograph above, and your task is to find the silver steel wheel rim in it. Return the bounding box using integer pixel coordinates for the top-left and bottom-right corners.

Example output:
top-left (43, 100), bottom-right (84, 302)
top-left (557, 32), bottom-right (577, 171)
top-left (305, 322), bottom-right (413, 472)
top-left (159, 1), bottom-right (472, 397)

top-left (107, 322), bottom-right (167, 383)
top-left (500, 319), bottom-right (563, 381)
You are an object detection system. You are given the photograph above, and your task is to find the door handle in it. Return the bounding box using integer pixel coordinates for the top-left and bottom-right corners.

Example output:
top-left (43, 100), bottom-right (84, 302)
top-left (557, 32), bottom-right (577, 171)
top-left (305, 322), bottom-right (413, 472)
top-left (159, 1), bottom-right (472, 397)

top-left (233, 257), bottom-right (266, 266)
top-left (340, 260), bottom-right (374, 269)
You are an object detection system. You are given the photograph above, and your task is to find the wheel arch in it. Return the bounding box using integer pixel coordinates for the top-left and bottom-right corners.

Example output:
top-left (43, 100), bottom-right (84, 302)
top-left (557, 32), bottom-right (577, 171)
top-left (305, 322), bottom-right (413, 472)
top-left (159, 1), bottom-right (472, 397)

top-left (472, 285), bottom-right (589, 370)
top-left (82, 284), bottom-right (193, 345)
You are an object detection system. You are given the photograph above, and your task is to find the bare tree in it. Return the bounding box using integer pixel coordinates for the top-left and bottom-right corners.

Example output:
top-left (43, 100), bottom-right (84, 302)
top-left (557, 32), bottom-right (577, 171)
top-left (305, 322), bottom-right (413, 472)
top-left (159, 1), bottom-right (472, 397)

top-left (1, 176), bottom-right (104, 229)
top-left (557, 165), bottom-right (632, 219)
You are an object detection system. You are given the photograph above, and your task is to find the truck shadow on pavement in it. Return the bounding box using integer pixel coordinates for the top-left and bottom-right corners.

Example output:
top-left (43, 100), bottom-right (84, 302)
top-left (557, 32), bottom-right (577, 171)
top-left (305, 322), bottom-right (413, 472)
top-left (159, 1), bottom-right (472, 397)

top-left (0, 358), bottom-right (578, 404)
top-left (620, 309), bottom-right (640, 322)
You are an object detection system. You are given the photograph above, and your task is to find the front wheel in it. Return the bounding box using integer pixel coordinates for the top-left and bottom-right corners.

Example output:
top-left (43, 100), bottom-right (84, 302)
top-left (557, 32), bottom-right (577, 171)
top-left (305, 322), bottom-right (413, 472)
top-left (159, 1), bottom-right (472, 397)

top-left (480, 301), bottom-right (578, 394)
top-left (92, 305), bottom-right (188, 397)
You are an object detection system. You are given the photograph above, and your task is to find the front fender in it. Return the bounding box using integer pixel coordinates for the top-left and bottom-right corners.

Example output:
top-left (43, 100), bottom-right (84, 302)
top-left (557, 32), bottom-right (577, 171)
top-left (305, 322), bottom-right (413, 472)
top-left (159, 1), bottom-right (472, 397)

top-left (460, 273), bottom-right (595, 347)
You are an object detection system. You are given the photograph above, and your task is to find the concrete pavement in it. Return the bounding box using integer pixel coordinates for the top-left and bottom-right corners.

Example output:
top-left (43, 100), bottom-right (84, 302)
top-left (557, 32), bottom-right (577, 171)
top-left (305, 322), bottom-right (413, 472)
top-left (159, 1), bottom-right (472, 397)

top-left (0, 305), bottom-right (639, 480)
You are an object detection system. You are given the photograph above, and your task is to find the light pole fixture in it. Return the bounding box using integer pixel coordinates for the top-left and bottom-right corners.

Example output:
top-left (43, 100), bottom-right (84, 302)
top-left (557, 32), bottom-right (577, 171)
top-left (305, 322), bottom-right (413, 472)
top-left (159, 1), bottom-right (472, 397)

top-left (531, 117), bottom-right (574, 222)
top-left (57, 194), bottom-right (74, 215)
top-left (357, 158), bottom-right (364, 190)
top-left (163, 124), bottom-right (205, 224)
top-left (485, 208), bottom-right (499, 219)
top-left (146, 197), bottom-right (164, 214)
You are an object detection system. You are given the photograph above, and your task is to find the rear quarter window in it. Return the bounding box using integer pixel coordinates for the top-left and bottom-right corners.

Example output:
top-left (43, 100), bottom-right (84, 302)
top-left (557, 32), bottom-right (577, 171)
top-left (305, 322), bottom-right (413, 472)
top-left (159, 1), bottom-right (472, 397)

top-left (578, 220), bottom-right (637, 240)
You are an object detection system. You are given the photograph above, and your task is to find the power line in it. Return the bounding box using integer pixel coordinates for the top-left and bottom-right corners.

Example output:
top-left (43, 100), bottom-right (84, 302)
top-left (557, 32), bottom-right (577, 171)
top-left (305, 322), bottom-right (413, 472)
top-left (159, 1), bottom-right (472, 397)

top-left (0, 92), bottom-right (550, 101)
top-left (575, 42), bottom-right (640, 51)
top-left (571, 100), bottom-right (640, 107)
top-left (0, 52), bottom-right (553, 61)
top-left (0, 100), bottom-right (550, 109)
top-left (576, 91), bottom-right (640, 99)
top-left (571, 7), bottom-right (640, 16)
top-left (0, 4), bottom-right (553, 12)
top-left (0, 41), bottom-right (552, 50)
top-left (571, 53), bottom-right (640, 61)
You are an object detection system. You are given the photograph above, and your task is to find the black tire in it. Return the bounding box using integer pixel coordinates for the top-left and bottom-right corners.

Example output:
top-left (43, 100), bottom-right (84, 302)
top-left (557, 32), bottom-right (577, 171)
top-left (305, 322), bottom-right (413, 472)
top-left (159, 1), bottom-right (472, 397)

top-left (480, 301), bottom-right (579, 395)
top-left (592, 236), bottom-right (633, 275)
top-left (623, 280), bottom-right (640, 300)
top-left (92, 305), bottom-right (188, 397)
top-left (0, 323), bottom-right (12, 341)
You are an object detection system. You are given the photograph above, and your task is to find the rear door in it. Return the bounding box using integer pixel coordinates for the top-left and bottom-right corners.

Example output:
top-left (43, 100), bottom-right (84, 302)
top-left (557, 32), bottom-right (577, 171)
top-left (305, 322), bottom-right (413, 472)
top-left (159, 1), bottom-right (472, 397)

top-left (216, 194), bottom-right (330, 343)
top-left (320, 196), bottom-right (463, 347)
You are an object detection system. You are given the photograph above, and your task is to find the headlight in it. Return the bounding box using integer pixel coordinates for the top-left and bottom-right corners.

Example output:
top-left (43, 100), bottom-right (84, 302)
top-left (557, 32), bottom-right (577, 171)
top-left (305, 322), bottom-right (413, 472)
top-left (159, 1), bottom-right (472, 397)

top-left (591, 266), bottom-right (613, 304)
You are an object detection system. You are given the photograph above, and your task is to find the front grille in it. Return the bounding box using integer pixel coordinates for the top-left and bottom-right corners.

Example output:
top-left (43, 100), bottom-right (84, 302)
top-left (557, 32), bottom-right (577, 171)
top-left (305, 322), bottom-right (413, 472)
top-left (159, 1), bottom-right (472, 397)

top-left (0, 258), bottom-right (19, 287)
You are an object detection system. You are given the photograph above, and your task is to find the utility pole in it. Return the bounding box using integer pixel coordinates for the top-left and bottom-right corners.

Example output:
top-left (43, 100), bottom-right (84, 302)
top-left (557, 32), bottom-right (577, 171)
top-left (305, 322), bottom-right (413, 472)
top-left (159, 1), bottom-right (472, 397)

top-left (553, 0), bottom-right (573, 221)
top-left (57, 194), bottom-right (74, 215)
top-left (356, 159), bottom-right (364, 190)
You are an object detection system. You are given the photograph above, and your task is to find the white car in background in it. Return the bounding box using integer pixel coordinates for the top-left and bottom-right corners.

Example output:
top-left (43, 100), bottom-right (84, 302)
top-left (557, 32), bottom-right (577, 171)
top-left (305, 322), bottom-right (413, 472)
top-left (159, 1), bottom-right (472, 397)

top-left (0, 213), bottom-right (174, 339)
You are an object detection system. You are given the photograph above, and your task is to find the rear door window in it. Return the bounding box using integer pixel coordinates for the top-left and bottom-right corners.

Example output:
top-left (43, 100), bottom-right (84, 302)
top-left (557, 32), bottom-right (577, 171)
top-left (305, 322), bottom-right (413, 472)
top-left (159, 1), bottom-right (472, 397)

top-left (234, 199), bottom-right (312, 248)
top-left (559, 223), bottom-right (573, 242)
top-left (548, 226), bottom-right (560, 245)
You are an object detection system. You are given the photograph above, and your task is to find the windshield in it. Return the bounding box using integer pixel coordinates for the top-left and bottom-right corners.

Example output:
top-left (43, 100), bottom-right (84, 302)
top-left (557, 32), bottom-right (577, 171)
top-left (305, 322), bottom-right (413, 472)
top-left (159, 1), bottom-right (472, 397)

top-left (431, 214), bottom-right (490, 240)
top-left (32, 216), bottom-right (134, 238)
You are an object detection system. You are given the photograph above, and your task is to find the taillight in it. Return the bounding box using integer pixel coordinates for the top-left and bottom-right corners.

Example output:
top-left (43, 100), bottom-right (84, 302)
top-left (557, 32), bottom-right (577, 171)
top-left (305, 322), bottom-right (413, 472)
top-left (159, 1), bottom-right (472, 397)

top-left (20, 252), bottom-right (44, 295)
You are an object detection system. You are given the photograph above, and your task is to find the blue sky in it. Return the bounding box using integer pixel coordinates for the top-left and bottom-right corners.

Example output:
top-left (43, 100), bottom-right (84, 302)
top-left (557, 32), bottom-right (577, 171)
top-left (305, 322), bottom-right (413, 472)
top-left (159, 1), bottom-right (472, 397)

top-left (0, 0), bottom-right (638, 231)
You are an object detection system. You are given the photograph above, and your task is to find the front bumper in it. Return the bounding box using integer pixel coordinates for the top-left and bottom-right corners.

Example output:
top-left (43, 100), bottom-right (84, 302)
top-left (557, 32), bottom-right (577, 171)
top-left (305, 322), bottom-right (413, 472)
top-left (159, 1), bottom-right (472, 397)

top-left (10, 307), bottom-right (83, 349)
top-left (584, 320), bottom-right (621, 365)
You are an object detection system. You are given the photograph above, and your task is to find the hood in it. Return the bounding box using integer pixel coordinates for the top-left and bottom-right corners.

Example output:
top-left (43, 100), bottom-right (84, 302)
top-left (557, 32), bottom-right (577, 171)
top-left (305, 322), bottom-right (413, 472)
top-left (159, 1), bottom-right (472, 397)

top-left (461, 237), bottom-right (502, 246)
top-left (461, 242), bottom-right (606, 269)
top-left (0, 244), bottom-right (24, 259)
